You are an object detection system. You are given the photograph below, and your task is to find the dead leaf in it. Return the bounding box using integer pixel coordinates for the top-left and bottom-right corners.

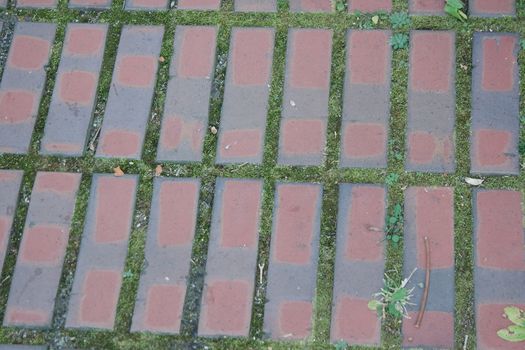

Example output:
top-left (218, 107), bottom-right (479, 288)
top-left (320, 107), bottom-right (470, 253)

top-left (465, 177), bottom-right (484, 186)
top-left (372, 15), bottom-right (379, 24)
top-left (155, 164), bottom-right (163, 177)
top-left (113, 166), bottom-right (124, 177)
top-left (210, 126), bottom-right (217, 135)
top-left (159, 56), bottom-right (165, 63)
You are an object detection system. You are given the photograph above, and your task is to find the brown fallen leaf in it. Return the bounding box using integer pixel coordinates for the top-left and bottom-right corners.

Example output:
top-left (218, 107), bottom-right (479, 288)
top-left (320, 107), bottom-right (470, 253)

top-left (113, 166), bottom-right (124, 177)
top-left (159, 56), bottom-right (165, 63)
top-left (155, 164), bottom-right (163, 177)
top-left (210, 126), bottom-right (218, 135)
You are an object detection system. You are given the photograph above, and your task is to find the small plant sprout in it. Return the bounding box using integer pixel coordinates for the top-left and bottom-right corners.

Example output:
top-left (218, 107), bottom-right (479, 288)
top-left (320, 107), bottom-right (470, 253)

top-left (444, 0), bottom-right (468, 22)
top-left (497, 306), bottom-right (525, 342)
top-left (385, 203), bottom-right (403, 245)
top-left (335, 0), bottom-right (346, 12)
top-left (390, 33), bottom-right (409, 50)
top-left (390, 12), bottom-right (410, 29)
top-left (368, 268), bottom-right (417, 319)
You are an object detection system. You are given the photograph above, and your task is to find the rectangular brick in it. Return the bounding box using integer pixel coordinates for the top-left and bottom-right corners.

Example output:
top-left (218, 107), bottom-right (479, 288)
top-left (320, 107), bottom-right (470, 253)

top-left (216, 28), bottom-right (274, 165)
top-left (0, 346), bottom-right (47, 350)
top-left (69, 0), bottom-right (112, 9)
top-left (340, 30), bottom-right (391, 169)
top-left (263, 183), bottom-right (322, 340)
top-left (348, 0), bottom-right (392, 13)
top-left (16, 0), bottom-right (57, 8)
top-left (96, 26), bottom-right (164, 159)
top-left (0, 170), bottom-right (23, 272)
top-left (131, 178), bottom-right (200, 334)
top-left (4, 172), bottom-right (81, 328)
top-left (198, 178), bottom-right (262, 337)
top-left (157, 26), bottom-right (217, 162)
top-left (41, 24), bottom-right (108, 157)
top-left (177, 0), bottom-right (220, 10)
top-left (125, 0), bottom-right (168, 10)
top-left (470, 33), bottom-right (520, 175)
top-left (278, 29), bottom-right (332, 166)
top-left (330, 184), bottom-right (386, 346)
top-left (0, 2), bottom-right (5, 7)
top-left (406, 31), bottom-right (456, 173)
top-left (470, 0), bottom-right (515, 17)
top-left (409, 0), bottom-right (445, 15)
top-left (289, 0), bottom-right (332, 12)
top-left (473, 190), bottom-right (525, 350)
top-left (234, 0), bottom-right (276, 12)
top-left (0, 22), bottom-right (56, 154)
top-left (402, 187), bottom-right (455, 349)
top-left (66, 174), bottom-right (138, 330)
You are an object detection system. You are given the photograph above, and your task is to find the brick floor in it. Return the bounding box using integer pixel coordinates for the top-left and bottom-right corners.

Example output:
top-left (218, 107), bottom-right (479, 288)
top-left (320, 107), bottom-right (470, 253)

top-left (66, 174), bottom-right (138, 330)
top-left (41, 23), bottom-right (108, 157)
top-left (131, 178), bottom-right (199, 334)
top-left (473, 190), bottom-right (525, 350)
top-left (470, 32), bottom-right (520, 175)
top-left (331, 184), bottom-right (386, 346)
top-left (4, 172), bottom-right (81, 327)
top-left (406, 31), bottom-right (456, 173)
top-left (402, 187), bottom-right (455, 349)
top-left (340, 30), bottom-right (391, 169)
top-left (0, 4), bottom-right (524, 349)
top-left (0, 22), bottom-right (56, 154)
top-left (0, 1), bottom-right (5, 7)
top-left (264, 183), bottom-right (322, 340)
top-left (216, 27), bottom-right (274, 165)
top-left (96, 26), bottom-right (164, 159)
top-left (278, 29), bottom-right (332, 166)
top-left (157, 25), bottom-right (217, 162)
top-left (469, 0), bottom-right (516, 17)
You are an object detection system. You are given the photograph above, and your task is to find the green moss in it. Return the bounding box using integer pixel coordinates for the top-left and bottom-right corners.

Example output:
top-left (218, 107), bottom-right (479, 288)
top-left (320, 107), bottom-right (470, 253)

top-left (0, 0), bottom-right (524, 348)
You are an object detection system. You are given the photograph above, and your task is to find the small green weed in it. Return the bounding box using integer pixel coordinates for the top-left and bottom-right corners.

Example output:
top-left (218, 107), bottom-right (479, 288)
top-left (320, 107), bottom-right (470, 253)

top-left (334, 340), bottom-right (348, 350)
top-left (368, 269), bottom-right (417, 319)
top-left (445, 0), bottom-right (468, 22)
top-left (385, 173), bottom-right (400, 186)
top-left (520, 39), bottom-right (525, 51)
top-left (385, 203), bottom-right (403, 245)
top-left (498, 306), bottom-right (525, 342)
top-left (390, 12), bottom-right (410, 29)
top-left (335, 0), bottom-right (346, 12)
top-left (390, 33), bottom-right (409, 50)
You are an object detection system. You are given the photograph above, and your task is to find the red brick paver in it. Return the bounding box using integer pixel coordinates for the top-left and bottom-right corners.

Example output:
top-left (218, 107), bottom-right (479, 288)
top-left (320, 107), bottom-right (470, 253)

top-left (96, 26), bottom-right (164, 159)
top-left (409, 0), bottom-right (444, 15)
top-left (289, 0), bottom-right (332, 13)
top-left (0, 170), bottom-right (23, 273)
top-left (406, 31), bottom-right (456, 173)
top-left (278, 29), bottom-right (332, 166)
top-left (157, 26), bottom-right (217, 162)
top-left (0, 23), bottom-right (56, 154)
top-left (263, 183), bottom-right (322, 340)
top-left (131, 178), bottom-right (200, 334)
top-left (471, 33), bottom-right (520, 175)
top-left (470, 0), bottom-right (516, 17)
top-left (348, 0), bottom-right (392, 13)
top-left (69, 0), bottom-right (112, 9)
top-left (125, 0), bottom-right (167, 10)
top-left (66, 174), bottom-right (138, 330)
top-left (331, 185), bottom-right (386, 346)
top-left (0, 1), bottom-right (5, 7)
top-left (216, 28), bottom-right (274, 165)
top-left (198, 178), bottom-right (263, 337)
top-left (16, 0), bottom-right (57, 8)
top-left (177, 0), bottom-right (220, 10)
top-left (340, 30), bottom-right (391, 169)
top-left (41, 24), bottom-right (108, 157)
top-left (474, 190), bottom-right (525, 350)
top-left (403, 187), bottom-right (455, 349)
top-left (234, 0), bottom-right (276, 12)
top-left (4, 172), bottom-right (81, 328)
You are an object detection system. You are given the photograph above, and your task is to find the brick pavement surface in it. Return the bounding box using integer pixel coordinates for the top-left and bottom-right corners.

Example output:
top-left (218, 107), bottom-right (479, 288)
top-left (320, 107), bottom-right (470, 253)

top-left (216, 27), bottom-right (274, 165)
top-left (406, 30), bottom-right (456, 173)
top-left (0, 22), bottom-right (56, 154)
top-left (470, 32), bottom-right (520, 175)
top-left (157, 25), bottom-right (217, 162)
top-left (41, 23), bottom-right (108, 157)
top-left (4, 172), bottom-right (81, 327)
top-left (278, 28), bottom-right (332, 166)
top-left (16, 0), bottom-right (57, 8)
top-left (0, 2), bottom-right (523, 347)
